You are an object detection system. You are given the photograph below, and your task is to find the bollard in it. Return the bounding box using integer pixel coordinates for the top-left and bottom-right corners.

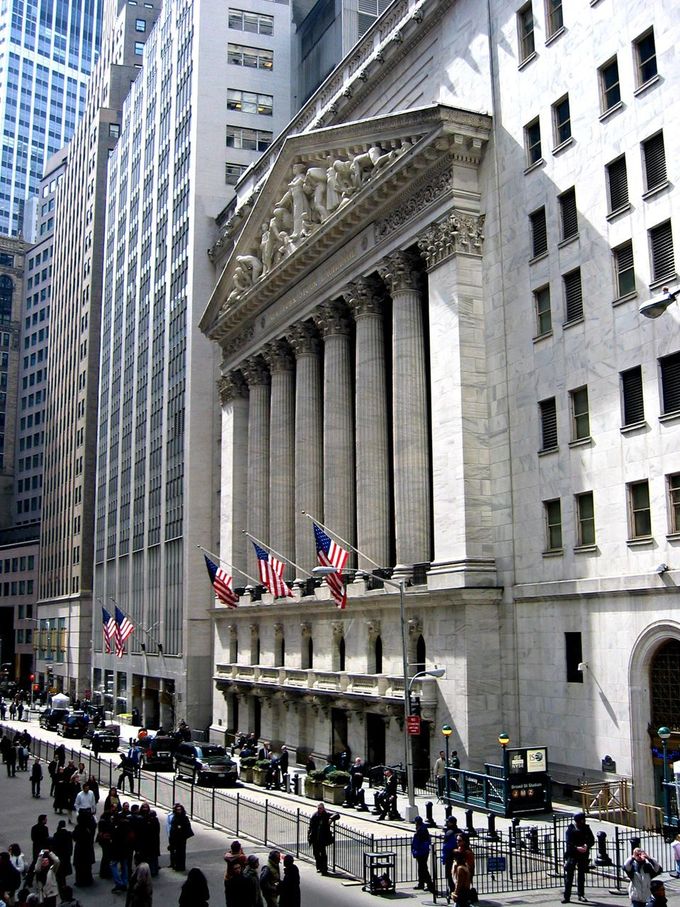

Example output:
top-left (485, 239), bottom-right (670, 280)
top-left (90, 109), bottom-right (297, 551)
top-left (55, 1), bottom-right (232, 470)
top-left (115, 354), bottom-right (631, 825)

top-left (596, 831), bottom-right (613, 866)
top-left (511, 817), bottom-right (521, 847)
top-left (487, 814), bottom-right (498, 841)
top-left (445, 803), bottom-right (453, 820)
top-left (425, 801), bottom-right (437, 827)
top-left (356, 788), bottom-right (368, 811)
top-left (371, 791), bottom-right (381, 814)
top-left (465, 808), bottom-right (477, 838)
top-left (527, 826), bottom-right (539, 854)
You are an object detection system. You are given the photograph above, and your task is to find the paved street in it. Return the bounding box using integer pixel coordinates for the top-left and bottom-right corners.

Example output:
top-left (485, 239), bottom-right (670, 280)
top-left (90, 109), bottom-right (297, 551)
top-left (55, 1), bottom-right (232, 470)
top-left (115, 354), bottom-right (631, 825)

top-left (2, 716), bottom-right (680, 905)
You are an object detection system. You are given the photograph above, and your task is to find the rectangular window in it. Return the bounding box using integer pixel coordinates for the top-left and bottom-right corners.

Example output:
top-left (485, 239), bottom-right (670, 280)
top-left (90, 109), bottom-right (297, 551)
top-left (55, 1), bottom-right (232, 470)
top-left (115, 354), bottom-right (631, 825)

top-left (552, 95), bottom-right (571, 145)
top-left (517, 4), bottom-right (535, 62)
top-left (634, 29), bottom-right (657, 86)
top-left (134, 41), bottom-right (144, 55)
top-left (558, 187), bottom-right (577, 241)
top-left (660, 351), bottom-right (680, 416)
top-left (570, 386), bottom-right (590, 440)
top-left (642, 132), bottom-right (667, 193)
top-left (544, 498), bottom-right (563, 551)
top-left (620, 365), bottom-right (645, 427)
top-left (227, 89), bottom-right (273, 116)
top-left (545, 0), bottom-right (563, 38)
top-left (565, 632), bottom-right (584, 683)
top-left (135, 18), bottom-right (146, 31)
top-left (649, 221), bottom-right (675, 283)
top-left (530, 207), bottom-right (547, 257)
top-left (668, 473), bottom-right (680, 534)
top-left (534, 285), bottom-right (552, 336)
top-left (628, 480), bottom-right (651, 539)
top-left (225, 125), bottom-right (272, 151)
top-left (228, 8), bottom-right (274, 35)
top-left (525, 118), bottom-right (542, 166)
top-left (227, 43), bottom-right (273, 69)
top-left (576, 492), bottom-right (595, 546)
top-left (539, 397), bottom-right (558, 451)
top-left (610, 241), bottom-right (635, 300)
top-left (599, 58), bottom-right (621, 112)
top-left (225, 162), bottom-right (247, 185)
top-left (606, 156), bottom-right (628, 213)
top-left (563, 268), bottom-right (583, 323)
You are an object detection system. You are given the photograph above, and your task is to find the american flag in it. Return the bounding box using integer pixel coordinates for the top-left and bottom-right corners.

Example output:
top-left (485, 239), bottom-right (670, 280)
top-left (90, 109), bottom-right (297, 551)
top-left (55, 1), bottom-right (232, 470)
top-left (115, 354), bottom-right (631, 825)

top-left (313, 523), bottom-right (348, 609)
top-left (204, 555), bottom-right (238, 607)
top-left (114, 605), bottom-right (134, 658)
top-left (252, 542), bottom-right (293, 599)
top-left (102, 607), bottom-right (116, 654)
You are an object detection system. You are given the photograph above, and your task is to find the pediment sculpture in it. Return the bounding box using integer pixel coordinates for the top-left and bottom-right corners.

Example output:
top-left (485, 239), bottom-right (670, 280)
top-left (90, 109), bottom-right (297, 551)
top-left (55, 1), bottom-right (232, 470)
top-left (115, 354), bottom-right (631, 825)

top-left (226, 138), bottom-right (413, 305)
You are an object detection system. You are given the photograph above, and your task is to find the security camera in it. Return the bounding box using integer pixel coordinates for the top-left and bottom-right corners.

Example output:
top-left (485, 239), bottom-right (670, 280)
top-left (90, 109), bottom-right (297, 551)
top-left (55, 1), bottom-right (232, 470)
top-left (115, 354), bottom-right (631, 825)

top-left (577, 662), bottom-right (587, 672)
top-left (656, 563), bottom-right (669, 575)
top-left (639, 287), bottom-right (679, 319)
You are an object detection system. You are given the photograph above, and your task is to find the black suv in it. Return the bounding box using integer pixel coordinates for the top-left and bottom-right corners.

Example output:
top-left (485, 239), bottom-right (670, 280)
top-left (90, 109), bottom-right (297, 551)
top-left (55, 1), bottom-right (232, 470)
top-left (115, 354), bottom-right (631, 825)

top-left (38, 708), bottom-right (69, 731)
top-left (82, 724), bottom-right (120, 753)
top-left (175, 742), bottom-right (238, 786)
top-left (57, 711), bottom-right (89, 739)
top-left (140, 735), bottom-right (178, 771)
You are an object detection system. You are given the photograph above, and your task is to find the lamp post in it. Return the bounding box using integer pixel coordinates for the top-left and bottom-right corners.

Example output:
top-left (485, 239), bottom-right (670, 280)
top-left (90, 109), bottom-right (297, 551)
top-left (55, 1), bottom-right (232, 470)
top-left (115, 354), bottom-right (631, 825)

top-left (442, 724), bottom-right (452, 802)
top-left (498, 731), bottom-right (510, 817)
top-left (658, 726), bottom-right (672, 822)
top-left (313, 565), bottom-right (445, 821)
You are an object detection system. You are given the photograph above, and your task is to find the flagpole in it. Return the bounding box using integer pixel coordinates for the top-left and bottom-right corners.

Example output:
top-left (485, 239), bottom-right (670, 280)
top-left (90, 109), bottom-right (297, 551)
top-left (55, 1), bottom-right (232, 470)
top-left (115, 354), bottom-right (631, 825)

top-left (242, 530), bottom-right (313, 578)
top-left (195, 543), bottom-right (261, 587)
top-left (301, 510), bottom-right (382, 570)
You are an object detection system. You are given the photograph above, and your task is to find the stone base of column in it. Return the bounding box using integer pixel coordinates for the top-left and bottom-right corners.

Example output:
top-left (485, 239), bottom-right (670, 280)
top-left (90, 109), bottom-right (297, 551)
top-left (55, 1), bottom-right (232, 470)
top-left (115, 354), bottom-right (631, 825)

top-left (427, 557), bottom-right (498, 589)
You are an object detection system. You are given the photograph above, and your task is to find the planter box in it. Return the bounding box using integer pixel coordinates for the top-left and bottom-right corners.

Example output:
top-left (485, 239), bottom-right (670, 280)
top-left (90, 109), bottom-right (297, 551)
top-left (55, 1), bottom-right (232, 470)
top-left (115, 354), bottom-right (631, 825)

top-left (240, 767), bottom-right (253, 783)
top-left (322, 782), bottom-right (346, 805)
top-left (304, 778), bottom-right (323, 800)
top-left (253, 767), bottom-right (269, 787)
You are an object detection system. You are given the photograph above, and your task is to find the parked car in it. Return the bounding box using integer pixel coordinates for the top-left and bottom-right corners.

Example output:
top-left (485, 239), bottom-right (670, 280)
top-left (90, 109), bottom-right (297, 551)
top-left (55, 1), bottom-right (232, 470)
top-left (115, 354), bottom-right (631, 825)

top-left (57, 711), bottom-right (89, 739)
top-left (175, 742), bottom-right (238, 786)
top-left (81, 724), bottom-right (120, 752)
top-left (140, 734), bottom-right (178, 771)
top-left (38, 708), bottom-right (69, 731)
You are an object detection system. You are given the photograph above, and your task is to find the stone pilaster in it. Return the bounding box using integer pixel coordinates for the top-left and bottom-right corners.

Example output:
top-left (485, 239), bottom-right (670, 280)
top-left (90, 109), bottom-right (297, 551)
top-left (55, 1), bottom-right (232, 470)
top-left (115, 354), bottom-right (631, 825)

top-left (379, 251), bottom-right (431, 571)
top-left (263, 339), bottom-right (295, 579)
top-left (346, 278), bottom-right (391, 570)
top-left (289, 321), bottom-right (323, 575)
top-left (242, 356), bottom-right (271, 576)
top-left (313, 301), bottom-right (355, 566)
top-left (217, 371), bottom-right (249, 585)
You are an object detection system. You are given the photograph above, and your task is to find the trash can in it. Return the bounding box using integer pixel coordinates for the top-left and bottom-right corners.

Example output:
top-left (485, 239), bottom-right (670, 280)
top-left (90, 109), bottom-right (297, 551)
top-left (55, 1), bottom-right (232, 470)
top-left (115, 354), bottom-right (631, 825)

top-left (363, 851), bottom-right (396, 895)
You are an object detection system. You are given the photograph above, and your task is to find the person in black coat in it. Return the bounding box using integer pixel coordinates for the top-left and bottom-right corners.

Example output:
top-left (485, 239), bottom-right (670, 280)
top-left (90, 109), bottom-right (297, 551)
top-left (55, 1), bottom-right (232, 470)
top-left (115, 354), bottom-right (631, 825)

top-left (168, 804), bottom-right (193, 872)
top-left (51, 819), bottom-right (73, 893)
top-left (307, 804), bottom-right (339, 875)
top-left (0, 851), bottom-right (21, 903)
top-left (5, 743), bottom-right (17, 777)
top-left (279, 854), bottom-right (301, 907)
top-left (31, 815), bottom-right (50, 862)
top-left (30, 759), bottom-right (44, 798)
top-left (72, 811), bottom-right (95, 886)
top-left (376, 768), bottom-right (398, 820)
top-left (179, 867), bottom-right (209, 907)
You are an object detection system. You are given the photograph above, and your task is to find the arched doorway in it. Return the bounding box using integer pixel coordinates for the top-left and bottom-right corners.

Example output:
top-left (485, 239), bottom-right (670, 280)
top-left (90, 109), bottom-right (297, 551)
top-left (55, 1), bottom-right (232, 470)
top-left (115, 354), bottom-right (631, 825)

top-left (650, 639), bottom-right (680, 806)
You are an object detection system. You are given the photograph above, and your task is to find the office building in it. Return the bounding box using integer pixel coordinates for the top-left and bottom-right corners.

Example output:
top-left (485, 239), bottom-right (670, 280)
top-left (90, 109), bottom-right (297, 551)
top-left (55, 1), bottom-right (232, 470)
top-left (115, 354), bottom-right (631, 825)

top-left (202, 0), bottom-right (680, 808)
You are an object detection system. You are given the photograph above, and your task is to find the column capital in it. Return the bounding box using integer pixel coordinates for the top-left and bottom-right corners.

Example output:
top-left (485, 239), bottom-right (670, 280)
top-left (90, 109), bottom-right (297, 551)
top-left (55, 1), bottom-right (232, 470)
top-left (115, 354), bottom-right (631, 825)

top-left (218, 370), bottom-right (248, 405)
top-left (417, 211), bottom-right (485, 269)
top-left (345, 276), bottom-right (384, 319)
top-left (242, 355), bottom-right (270, 387)
top-left (289, 320), bottom-right (321, 358)
top-left (274, 622), bottom-right (284, 637)
top-left (228, 624), bottom-right (238, 638)
top-left (300, 621), bottom-right (312, 636)
top-left (262, 338), bottom-right (294, 373)
top-left (366, 618), bottom-right (381, 638)
top-left (332, 621), bottom-right (345, 639)
top-left (378, 250), bottom-right (422, 294)
top-left (313, 299), bottom-right (352, 338)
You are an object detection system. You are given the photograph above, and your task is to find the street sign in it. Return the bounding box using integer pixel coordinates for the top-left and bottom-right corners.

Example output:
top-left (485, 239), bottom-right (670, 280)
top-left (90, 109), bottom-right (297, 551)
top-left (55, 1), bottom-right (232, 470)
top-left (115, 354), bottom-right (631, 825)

top-left (407, 715), bottom-right (421, 736)
top-left (487, 856), bottom-right (506, 873)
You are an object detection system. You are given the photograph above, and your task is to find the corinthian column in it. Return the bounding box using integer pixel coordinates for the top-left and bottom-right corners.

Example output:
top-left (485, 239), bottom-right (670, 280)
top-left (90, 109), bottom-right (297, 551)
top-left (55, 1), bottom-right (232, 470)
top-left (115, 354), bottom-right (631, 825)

top-left (313, 301), bottom-right (355, 563)
top-left (379, 251), bottom-right (431, 569)
top-left (263, 339), bottom-right (295, 579)
top-left (242, 356), bottom-right (270, 576)
top-left (346, 278), bottom-right (391, 569)
top-left (289, 321), bottom-right (323, 575)
top-left (218, 370), bottom-right (249, 585)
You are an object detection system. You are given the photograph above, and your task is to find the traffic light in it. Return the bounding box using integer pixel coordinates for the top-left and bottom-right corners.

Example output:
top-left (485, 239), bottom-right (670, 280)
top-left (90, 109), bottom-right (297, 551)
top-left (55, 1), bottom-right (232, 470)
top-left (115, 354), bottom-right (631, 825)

top-left (28, 673), bottom-right (34, 682)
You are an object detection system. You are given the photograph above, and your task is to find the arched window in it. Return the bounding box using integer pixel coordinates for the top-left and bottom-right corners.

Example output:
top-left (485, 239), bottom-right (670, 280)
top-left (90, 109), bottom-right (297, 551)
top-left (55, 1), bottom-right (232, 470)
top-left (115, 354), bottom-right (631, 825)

top-left (375, 635), bottom-right (383, 674)
top-left (651, 639), bottom-right (680, 729)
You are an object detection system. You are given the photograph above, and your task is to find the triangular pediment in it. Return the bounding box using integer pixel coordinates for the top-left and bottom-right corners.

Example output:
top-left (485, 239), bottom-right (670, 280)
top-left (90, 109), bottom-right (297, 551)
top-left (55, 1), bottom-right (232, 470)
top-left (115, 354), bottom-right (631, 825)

top-left (201, 104), bottom-right (490, 342)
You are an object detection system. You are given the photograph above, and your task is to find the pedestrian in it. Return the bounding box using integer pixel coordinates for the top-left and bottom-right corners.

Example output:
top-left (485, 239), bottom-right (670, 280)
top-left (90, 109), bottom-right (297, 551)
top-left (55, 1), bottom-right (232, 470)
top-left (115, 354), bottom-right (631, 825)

top-left (672, 834), bottom-right (680, 876)
top-left (53, 769), bottom-right (69, 816)
top-left (30, 816), bottom-right (49, 863)
top-left (224, 861), bottom-right (250, 906)
top-left (259, 851), bottom-right (281, 907)
top-left (307, 803), bottom-right (338, 875)
top-left (135, 805), bottom-right (160, 877)
top-left (32, 851), bottom-right (60, 907)
top-left (434, 750), bottom-right (447, 801)
top-left (73, 783), bottom-right (97, 818)
top-left (47, 759), bottom-right (58, 797)
top-left (17, 702), bottom-right (24, 721)
top-left (117, 754), bottom-right (135, 795)
top-left (0, 851), bottom-right (21, 906)
top-left (224, 840), bottom-right (246, 897)
top-left (178, 868), bottom-right (209, 907)
top-left (9, 701), bottom-right (16, 720)
top-left (242, 854), bottom-right (264, 907)
top-left (278, 855), bottom-right (300, 907)
top-left (411, 816), bottom-right (434, 893)
top-left (0, 698), bottom-right (6, 720)
top-left (95, 811), bottom-right (114, 879)
top-left (6, 743), bottom-right (17, 777)
top-left (647, 879), bottom-right (668, 907)
top-left (51, 821), bottom-right (73, 895)
top-left (109, 813), bottom-right (131, 893)
top-left (103, 788), bottom-right (122, 815)
top-left (441, 818), bottom-right (459, 896)
top-left (562, 812), bottom-right (595, 904)
top-left (58, 884), bottom-right (83, 907)
top-left (452, 850), bottom-right (471, 905)
top-left (449, 751), bottom-right (461, 791)
top-left (71, 812), bottom-right (94, 887)
top-left (126, 859), bottom-right (152, 907)
top-left (18, 743), bottom-right (29, 772)
top-left (54, 745), bottom-right (66, 770)
top-left (30, 759), bottom-right (43, 798)
top-left (167, 804), bottom-right (193, 872)
top-left (624, 847), bottom-right (662, 907)
top-left (0, 734), bottom-right (11, 764)
top-left (375, 768), bottom-right (398, 820)
top-left (9, 843), bottom-right (27, 879)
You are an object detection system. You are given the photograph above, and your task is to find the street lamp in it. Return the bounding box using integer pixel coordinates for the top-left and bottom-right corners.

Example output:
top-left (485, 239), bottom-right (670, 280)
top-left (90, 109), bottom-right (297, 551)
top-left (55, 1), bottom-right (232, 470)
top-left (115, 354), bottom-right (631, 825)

top-left (313, 565), bottom-right (445, 821)
top-left (442, 724), bottom-right (453, 803)
top-left (658, 726), bottom-right (672, 822)
top-left (498, 731), bottom-right (510, 817)
top-left (639, 287), bottom-right (679, 319)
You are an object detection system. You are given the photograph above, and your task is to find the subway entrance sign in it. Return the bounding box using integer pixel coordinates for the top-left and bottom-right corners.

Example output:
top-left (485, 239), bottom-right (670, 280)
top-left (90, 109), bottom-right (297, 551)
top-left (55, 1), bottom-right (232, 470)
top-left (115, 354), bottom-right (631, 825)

top-left (506, 746), bottom-right (552, 816)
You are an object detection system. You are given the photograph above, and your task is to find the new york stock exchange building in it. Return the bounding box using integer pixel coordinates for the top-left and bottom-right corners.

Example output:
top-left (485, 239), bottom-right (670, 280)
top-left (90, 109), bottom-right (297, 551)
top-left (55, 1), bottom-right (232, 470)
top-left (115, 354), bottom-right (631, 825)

top-left (200, 0), bottom-right (680, 805)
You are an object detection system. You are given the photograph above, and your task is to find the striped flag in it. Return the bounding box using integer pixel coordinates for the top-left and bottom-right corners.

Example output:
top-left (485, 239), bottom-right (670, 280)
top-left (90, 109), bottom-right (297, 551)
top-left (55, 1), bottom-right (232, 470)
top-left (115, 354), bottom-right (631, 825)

top-left (313, 523), bottom-right (348, 609)
top-left (252, 542), bottom-right (293, 599)
top-left (102, 607), bottom-right (116, 654)
top-left (204, 555), bottom-right (238, 607)
top-left (114, 605), bottom-right (134, 658)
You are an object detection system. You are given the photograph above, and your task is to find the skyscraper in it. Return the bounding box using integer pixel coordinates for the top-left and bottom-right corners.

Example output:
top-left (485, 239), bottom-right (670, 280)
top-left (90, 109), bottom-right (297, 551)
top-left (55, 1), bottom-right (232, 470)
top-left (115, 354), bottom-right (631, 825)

top-left (0, 0), bottom-right (104, 237)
